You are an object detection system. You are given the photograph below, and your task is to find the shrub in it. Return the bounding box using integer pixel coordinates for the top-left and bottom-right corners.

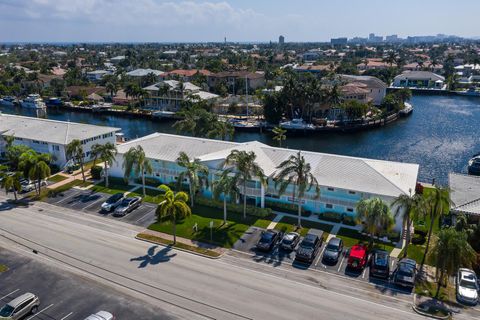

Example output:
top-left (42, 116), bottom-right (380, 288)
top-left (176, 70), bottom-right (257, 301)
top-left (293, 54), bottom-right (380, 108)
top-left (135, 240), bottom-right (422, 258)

top-left (195, 197), bottom-right (272, 218)
top-left (265, 200), bottom-right (297, 214)
top-left (318, 212), bottom-right (342, 223)
top-left (411, 233), bottom-right (426, 245)
top-left (342, 215), bottom-right (357, 226)
top-left (135, 177), bottom-right (161, 187)
top-left (49, 164), bottom-right (60, 174)
top-left (90, 166), bottom-right (103, 180)
top-left (415, 183), bottom-right (424, 195)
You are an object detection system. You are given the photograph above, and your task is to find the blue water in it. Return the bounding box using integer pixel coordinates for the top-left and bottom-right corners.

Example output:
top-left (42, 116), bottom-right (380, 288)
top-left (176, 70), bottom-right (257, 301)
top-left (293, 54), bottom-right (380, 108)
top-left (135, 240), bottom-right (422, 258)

top-left (2, 95), bottom-right (479, 184)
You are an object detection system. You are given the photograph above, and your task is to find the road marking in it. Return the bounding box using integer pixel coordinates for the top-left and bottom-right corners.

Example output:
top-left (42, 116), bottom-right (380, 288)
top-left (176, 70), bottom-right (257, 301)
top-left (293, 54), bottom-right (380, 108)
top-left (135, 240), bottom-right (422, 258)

top-left (0, 289), bottom-right (19, 301)
top-left (362, 267), bottom-right (367, 279)
top-left (314, 245), bottom-right (325, 268)
top-left (26, 304), bottom-right (54, 320)
top-left (83, 196), bottom-right (106, 211)
top-left (54, 192), bottom-right (79, 205)
top-left (337, 254), bottom-right (345, 272)
top-left (60, 312), bottom-right (74, 320)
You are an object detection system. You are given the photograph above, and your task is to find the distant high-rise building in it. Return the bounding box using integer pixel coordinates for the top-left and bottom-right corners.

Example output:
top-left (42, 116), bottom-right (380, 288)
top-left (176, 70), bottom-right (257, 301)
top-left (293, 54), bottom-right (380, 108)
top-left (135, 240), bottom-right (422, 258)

top-left (279, 35), bottom-right (285, 45)
top-left (331, 37), bottom-right (348, 46)
top-left (369, 33), bottom-right (375, 41)
top-left (368, 33), bottom-right (383, 43)
top-left (385, 35), bottom-right (399, 42)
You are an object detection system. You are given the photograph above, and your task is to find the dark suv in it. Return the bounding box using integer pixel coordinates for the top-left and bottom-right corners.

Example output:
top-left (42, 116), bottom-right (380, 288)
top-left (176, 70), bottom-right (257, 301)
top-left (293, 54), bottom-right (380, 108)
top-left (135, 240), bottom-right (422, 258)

top-left (369, 249), bottom-right (390, 279)
top-left (295, 233), bottom-right (323, 263)
top-left (256, 229), bottom-right (281, 252)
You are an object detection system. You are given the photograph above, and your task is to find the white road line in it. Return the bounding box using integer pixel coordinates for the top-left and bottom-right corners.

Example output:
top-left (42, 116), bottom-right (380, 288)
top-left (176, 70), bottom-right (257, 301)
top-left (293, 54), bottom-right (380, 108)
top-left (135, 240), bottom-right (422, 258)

top-left (0, 289), bottom-right (19, 301)
top-left (362, 267), bottom-right (367, 279)
top-left (337, 254), bottom-right (345, 272)
top-left (60, 312), bottom-right (74, 320)
top-left (315, 245), bottom-right (326, 268)
top-left (83, 197), bottom-right (106, 211)
top-left (26, 304), bottom-right (54, 320)
top-left (136, 210), bottom-right (155, 223)
top-left (55, 192), bottom-right (79, 205)
top-left (391, 260), bottom-right (395, 268)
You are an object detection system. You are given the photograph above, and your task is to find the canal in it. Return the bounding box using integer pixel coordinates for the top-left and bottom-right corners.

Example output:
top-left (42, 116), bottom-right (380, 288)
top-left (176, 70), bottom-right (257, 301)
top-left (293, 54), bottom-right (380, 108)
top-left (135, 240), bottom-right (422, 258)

top-left (1, 94), bottom-right (479, 184)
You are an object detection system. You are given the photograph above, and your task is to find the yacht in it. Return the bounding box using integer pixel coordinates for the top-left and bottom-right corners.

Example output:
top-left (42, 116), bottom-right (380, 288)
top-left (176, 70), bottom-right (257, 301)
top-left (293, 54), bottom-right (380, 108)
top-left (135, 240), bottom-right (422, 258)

top-left (0, 96), bottom-right (17, 107)
top-left (279, 118), bottom-right (315, 131)
top-left (20, 94), bottom-right (46, 109)
top-left (468, 154), bottom-right (480, 176)
top-left (399, 102), bottom-right (414, 117)
top-left (457, 87), bottom-right (480, 97)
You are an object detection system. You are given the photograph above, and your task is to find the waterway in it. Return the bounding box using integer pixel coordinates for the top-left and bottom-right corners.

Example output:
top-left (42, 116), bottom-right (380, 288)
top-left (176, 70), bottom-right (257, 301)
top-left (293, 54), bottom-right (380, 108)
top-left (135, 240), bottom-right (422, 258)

top-left (1, 95), bottom-right (479, 185)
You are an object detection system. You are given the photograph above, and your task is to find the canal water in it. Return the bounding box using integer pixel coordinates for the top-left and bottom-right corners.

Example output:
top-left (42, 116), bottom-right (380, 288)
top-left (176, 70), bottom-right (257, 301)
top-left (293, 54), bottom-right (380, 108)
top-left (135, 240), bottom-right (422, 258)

top-left (1, 95), bottom-right (479, 184)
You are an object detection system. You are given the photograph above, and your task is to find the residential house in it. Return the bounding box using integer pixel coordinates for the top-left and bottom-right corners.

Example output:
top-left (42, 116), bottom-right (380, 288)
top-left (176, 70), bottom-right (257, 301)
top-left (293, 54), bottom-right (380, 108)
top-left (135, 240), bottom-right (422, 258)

top-left (207, 71), bottom-right (265, 92)
top-left (160, 69), bottom-right (213, 82)
top-left (126, 68), bottom-right (164, 78)
top-left (339, 75), bottom-right (387, 105)
top-left (392, 71), bottom-right (445, 89)
top-left (449, 173), bottom-right (480, 223)
top-left (357, 58), bottom-right (394, 71)
top-left (86, 70), bottom-right (112, 82)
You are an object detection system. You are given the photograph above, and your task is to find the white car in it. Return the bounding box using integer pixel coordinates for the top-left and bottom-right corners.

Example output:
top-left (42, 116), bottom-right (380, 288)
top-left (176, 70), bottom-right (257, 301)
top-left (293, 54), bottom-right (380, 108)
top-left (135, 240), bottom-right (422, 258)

top-left (100, 193), bottom-right (125, 212)
top-left (84, 311), bottom-right (115, 320)
top-left (456, 268), bottom-right (479, 305)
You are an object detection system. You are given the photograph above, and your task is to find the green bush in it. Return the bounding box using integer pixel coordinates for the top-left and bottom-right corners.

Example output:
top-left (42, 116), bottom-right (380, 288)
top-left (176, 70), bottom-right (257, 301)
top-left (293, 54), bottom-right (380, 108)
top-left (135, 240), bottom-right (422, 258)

top-left (195, 197), bottom-right (272, 218)
top-left (265, 200), bottom-right (297, 214)
top-left (135, 177), bottom-right (161, 187)
top-left (411, 233), bottom-right (426, 245)
top-left (342, 215), bottom-right (357, 226)
top-left (90, 166), bottom-right (103, 180)
top-left (318, 212), bottom-right (342, 223)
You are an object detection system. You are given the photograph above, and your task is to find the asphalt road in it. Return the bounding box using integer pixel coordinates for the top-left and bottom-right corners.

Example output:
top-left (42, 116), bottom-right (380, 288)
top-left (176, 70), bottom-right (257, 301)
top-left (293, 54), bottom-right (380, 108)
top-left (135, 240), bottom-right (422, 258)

top-left (0, 195), bottom-right (474, 320)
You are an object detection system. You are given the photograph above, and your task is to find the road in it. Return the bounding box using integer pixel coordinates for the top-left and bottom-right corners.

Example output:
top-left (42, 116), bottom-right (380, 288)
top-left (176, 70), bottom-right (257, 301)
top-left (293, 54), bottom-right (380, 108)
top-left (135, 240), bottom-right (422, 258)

top-left (0, 196), bottom-right (442, 319)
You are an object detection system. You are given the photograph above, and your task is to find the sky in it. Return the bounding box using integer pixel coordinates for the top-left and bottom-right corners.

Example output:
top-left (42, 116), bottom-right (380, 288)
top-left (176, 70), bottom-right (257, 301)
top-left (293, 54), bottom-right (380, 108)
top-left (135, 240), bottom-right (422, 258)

top-left (0, 0), bottom-right (479, 43)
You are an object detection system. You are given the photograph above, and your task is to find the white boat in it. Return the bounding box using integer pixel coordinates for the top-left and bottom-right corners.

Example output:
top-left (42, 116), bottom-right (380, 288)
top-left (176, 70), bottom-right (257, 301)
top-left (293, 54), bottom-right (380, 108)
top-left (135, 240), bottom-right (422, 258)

top-left (152, 110), bottom-right (176, 118)
top-left (0, 96), bottom-right (17, 107)
top-left (457, 88), bottom-right (480, 97)
top-left (279, 118), bottom-right (315, 131)
top-left (20, 94), bottom-right (46, 109)
top-left (91, 103), bottom-right (112, 112)
top-left (399, 102), bottom-right (414, 116)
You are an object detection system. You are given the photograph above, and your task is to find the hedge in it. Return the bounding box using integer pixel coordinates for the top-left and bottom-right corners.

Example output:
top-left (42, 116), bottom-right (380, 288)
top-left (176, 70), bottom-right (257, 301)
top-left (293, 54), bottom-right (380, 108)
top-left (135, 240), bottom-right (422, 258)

top-left (91, 166), bottom-right (103, 180)
top-left (318, 212), bottom-right (342, 223)
top-left (195, 197), bottom-right (272, 218)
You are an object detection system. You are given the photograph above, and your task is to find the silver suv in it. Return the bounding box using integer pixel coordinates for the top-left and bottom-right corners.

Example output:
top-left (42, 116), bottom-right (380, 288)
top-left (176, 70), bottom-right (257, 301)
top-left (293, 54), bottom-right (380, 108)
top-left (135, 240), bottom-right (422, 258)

top-left (0, 292), bottom-right (40, 319)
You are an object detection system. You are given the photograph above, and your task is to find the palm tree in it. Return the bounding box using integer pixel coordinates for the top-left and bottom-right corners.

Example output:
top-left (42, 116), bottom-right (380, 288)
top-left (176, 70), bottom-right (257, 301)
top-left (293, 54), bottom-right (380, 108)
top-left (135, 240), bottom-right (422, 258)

top-left (225, 150), bottom-right (265, 219)
top-left (212, 169), bottom-right (240, 224)
top-left (155, 184), bottom-right (191, 245)
top-left (420, 187), bottom-right (451, 272)
top-left (207, 121), bottom-right (235, 141)
top-left (176, 152), bottom-right (209, 207)
top-left (91, 142), bottom-right (117, 188)
top-left (274, 151), bottom-right (319, 227)
top-left (105, 81), bottom-right (118, 97)
top-left (123, 145), bottom-right (153, 197)
top-left (429, 227), bottom-right (476, 298)
top-left (272, 126), bottom-right (287, 148)
top-left (392, 191), bottom-right (426, 257)
top-left (19, 150), bottom-right (51, 194)
top-left (66, 139), bottom-right (86, 182)
top-left (0, 172), bottom-right (21, 201)
top-left (3, 135), bottom-right (14, 149)
top-left (383, 52), bottom-right (397, 67)
top-left (326, 84), bottom-right (341, 108)
top-left (356, 197), bottom-right (394, 246)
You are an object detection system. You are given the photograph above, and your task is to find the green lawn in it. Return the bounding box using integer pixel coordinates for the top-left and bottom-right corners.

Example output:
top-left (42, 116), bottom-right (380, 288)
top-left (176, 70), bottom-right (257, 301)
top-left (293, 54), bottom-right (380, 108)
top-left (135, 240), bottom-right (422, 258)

top-left (47, 174), bottom-right (68, 183)
top-left (400, 243), bottom-right (431, 264)
top-left (148, 205), bottom-right (275, 248)
top-left (130, 187), bottom-right (165, 204)
top-left (91, 178), bottom-right (134, 195)
top-left (278, 216), bottom-right (333, 236)
top-left (336, 227), bottom-right (395, 253)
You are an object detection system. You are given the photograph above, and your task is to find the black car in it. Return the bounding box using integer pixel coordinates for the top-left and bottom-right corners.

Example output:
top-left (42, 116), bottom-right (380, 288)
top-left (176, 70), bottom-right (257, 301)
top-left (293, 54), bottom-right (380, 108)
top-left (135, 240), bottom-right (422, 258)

top-left (295, 233), bottom-right (322, 263)
top-left (256, 229), bottom-right (281, 252)
top-left (113, 196), bottom-right (142, 217)
top-left (322, 237), bottom-right (343, 264)
top-left (369, 249), bottom-right (390, 279)
top-left (393, 258), bottom-right (417, 288)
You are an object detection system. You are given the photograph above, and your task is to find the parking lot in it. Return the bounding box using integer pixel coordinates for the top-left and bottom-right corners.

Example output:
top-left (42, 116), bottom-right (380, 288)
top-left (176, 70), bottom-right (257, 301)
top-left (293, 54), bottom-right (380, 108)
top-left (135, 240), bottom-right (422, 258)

top-left (43, 188), bottom-right (157, 227)
top-left (0, 248), bottom-right (172, 320)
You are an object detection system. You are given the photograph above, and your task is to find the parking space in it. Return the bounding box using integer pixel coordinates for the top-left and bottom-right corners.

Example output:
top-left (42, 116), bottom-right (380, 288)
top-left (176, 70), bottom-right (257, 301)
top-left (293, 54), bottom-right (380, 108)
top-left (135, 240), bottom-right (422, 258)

top-left (0, 248), bottom-right (168, 320)
top-left (44, 188), bottom-right (157, 228)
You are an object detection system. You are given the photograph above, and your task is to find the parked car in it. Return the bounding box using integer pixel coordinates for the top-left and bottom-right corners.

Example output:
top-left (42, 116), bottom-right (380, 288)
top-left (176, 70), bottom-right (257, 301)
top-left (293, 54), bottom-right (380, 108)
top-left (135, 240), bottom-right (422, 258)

top-left (101, 193), bottom-right (125, 212)
top-left (322, 237), bottom-right (343, 264)
top-left (456, 268), bottom-right (479, 305)
top-left (280, 232), bottom-right (300, 251)
top-left (256, 229), bottom-right (282, 252)
top-left (393, 258), bottom-right (417, 288)
top-left (295, 232), bottom-right (323, 263)
top-left (347, 244), bottom-right (368, 270)
top-left (369, 249), bottom-right (390, 279)
top-left (113, 197), bottom-right (142, 217)
top-left (20, 180), bottom-right (47, 193)
top-left (84, 311), bottom-right (115, 320)
top-left (0, 292), bottom-right (40, 319)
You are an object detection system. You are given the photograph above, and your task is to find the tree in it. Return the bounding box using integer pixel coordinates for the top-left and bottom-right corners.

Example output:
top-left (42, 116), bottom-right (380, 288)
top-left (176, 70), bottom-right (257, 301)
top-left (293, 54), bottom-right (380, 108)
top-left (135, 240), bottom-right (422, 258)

top-left (91, 142), bottom-right (117, 188)
top-left (225, 150), bottom-right (265, 219)
top-left (155, 184), bottom-right (191, 245)
top-left (274, 151), bottom-right (320, 227)
top-left (356, 198), bottom-right (394, 245)
top-left (429, 228), bottom-right (476, 298)
top-left (66, 139), bottom-right (86, 182)
top-left (394, 88), bottom-right (412, 104)
top-left (5, 145), bottom-right (31, 171)
top-left (0, 171), bottom-right (22, 201)
top-left (123, 145), bottom-right (153, 197)
top-left (212, 169), bottom-right (240, 224)
top-left (272, 126), bottom-right (287, 148)
top-left (207, 121), bottom-right (235, 141)
top-left (18, 150), bottom-right (51, 194)
top-left (105, 81), bottom-right (118, 97)
top-left (176, 152), bottom-right (209, 207)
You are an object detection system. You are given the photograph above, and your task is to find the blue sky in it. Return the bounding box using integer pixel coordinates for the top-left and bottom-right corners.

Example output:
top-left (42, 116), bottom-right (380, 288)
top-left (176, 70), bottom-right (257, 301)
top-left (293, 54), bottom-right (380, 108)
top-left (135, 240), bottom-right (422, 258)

top-left (0, 0), bottom-right (478, 42)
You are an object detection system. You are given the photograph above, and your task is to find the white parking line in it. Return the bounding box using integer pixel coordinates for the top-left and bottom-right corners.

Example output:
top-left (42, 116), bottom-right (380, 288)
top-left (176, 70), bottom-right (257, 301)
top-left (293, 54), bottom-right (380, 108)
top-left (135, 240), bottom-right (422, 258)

top-left (0, 289), bottom-right (19, 301)
top-left (83, 196), bottom-right (106, 211)
top-left (337, 254), bottom-right (345, 272)
top-left (60, 312), bottom-right (74, 320)
top-left (26, 304), bottom-right (54, 320)
top-left (54, 192), bottom-right (79, 205)
top-left (136, 210), bottom-right (156, 223)
top-left (315, 245), bottom-right (326, 268)
top-left (362, 267), bottom-right (367, 279)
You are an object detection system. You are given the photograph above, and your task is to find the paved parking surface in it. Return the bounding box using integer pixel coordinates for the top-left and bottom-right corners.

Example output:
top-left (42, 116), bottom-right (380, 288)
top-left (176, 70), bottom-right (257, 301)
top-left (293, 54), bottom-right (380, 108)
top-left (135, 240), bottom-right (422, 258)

top-left (0, 248), bottom-right (172, 320)
top-left (44, 188), bottom-right (157, 227)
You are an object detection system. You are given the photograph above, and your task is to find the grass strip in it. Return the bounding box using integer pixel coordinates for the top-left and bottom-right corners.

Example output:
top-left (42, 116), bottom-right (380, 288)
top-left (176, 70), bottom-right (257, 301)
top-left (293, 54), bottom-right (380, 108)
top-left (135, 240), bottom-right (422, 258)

top-left (137, 233), bottom-right (221, 258)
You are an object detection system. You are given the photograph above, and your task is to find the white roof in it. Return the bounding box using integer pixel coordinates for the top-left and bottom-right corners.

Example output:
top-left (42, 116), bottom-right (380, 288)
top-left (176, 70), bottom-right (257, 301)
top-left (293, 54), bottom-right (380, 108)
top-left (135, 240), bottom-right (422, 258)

top-left (144, 80), bottom-right (201, 92)
top-left (190, 91), bottom-right (219, 100)
top-left (118, 133), bottom-right (419, 198)
top-left (449, 173), bottom-right (480, 216)
top-left (0, 114), bottom-right (120, 145)
top-left (126, 68), bottom-right (164, 77)
top-left (394, 71), bottom-right (445, 82)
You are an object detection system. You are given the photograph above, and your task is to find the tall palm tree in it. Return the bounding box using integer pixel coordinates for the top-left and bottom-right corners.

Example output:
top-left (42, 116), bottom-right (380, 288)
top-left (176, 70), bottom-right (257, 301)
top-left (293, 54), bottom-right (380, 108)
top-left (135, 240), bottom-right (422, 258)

top-left (392, 191), bottom-right (426, 257)
top-left (0, 172), bottom-right (21, 201)
top-left (19, 150), bottom-right (51, 194)
top-left (429, 227), bottom-right (476, 298)
top-left (356, 197), bottom-right (394, 246)
top-left (66, 139), bottom-right (86, 182)
top-left (123, 145), bottom-right (153, 197)
top-left (272, 126), bottom-right (287, 148)
top-left (105, 81), bottom-right (118, 97)
top-left (176, 152), bottom-right (209, 207)
top-left (212, 169), bottom-right (240, 224)
top-left (274, 151), bottom-right (320, 227)
top-left (91, 142), bottom-right (117, 188)
top-left (155, 184), bottom-right (191, 245)
top-left (225, 150), bottom-right (265, 219)
top-left (207, 121), bottom-right (235, 141)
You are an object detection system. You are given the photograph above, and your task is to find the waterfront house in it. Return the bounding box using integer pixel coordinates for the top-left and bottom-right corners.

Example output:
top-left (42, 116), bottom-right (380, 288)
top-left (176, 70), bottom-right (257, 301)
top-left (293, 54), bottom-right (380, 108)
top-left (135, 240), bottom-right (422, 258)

top-left (0, 114), bottom-right (120, 167)
top-left (338, 75), bottom-right (387, 106)
top-left (160, 69), bottom-right (213, 82)
top-left (207, 71), bottom-right (265, 92)
top-left (392, 71), bottom-right (445, 89)
top-left (449, 173), bottom-right (480, 223)
top-left (109, 133), bottom-right (419, 232)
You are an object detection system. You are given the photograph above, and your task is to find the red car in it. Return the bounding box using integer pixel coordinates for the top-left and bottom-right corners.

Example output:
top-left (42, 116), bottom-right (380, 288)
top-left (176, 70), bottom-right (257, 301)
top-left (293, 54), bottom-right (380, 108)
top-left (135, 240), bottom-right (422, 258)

top-left (347, 244), bottom-right (368, 270)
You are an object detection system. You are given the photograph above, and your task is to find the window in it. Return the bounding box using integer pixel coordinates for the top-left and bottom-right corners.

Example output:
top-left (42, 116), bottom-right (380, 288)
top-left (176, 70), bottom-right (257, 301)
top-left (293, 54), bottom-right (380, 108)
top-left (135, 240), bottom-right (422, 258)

top-left (327, 187), bottom-right (334, 191)
top-left (326, 204), bottom-right (333, 209)
top-left (348, 191), bottom-right (356, 195)
top-left (347, 208), bottom-right (354, 212)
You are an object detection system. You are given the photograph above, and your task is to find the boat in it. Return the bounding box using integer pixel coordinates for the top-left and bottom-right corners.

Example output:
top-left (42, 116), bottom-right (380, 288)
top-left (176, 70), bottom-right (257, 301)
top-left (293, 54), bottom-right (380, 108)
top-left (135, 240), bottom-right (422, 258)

top-left (279, 118), bottom-right (316, 131)
top-left (45, 97), bottom-right (63, 107)
top-left (152, 110), bottom-right (177, 119)
top-left (227, 118), bottom-right (264, 131)
top-left (20, 94), bottom-right (46, 109)
top-left (0, 96), bottom-right (17, 107)
top-left (91, 102), bottom-right (112, 112)
top-left (399, 102), bottom-right (414, 117)
top-left (468, 154), bottom-right (480, 176)
top-left (457, 87), bottom-right (480, 97)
